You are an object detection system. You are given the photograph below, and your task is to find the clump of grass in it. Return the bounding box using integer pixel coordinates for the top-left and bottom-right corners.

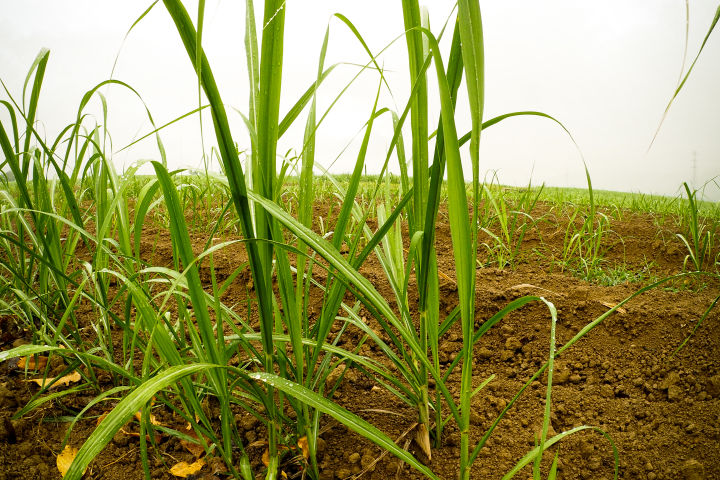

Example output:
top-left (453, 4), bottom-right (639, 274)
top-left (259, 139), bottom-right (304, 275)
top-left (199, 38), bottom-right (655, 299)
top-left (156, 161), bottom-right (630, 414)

top-left (575, 263), bottom-right (658, 287)
top-left (677, 182), bottom-right (719, 272)
top-left (555, 166), bottom-right (625, 282)
top-left (479, 176), bottom-right (544, 269)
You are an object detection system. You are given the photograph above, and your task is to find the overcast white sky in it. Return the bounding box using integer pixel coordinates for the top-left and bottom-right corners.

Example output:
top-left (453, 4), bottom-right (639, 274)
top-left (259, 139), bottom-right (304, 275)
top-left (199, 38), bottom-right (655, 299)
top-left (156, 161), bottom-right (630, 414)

top-left (1, 1), bottom-right (719, 200)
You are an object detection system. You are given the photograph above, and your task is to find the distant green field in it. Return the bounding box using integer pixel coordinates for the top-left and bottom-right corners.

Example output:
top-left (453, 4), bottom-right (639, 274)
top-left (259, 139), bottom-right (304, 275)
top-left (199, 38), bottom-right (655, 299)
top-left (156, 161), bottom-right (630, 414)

top-left (278, 173), bottom-right (720, 220)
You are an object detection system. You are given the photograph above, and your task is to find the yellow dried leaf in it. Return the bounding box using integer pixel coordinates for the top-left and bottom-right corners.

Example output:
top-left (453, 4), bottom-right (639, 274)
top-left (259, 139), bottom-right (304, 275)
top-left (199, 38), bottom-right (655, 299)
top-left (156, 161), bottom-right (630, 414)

top-left (262, 444), bottom-right (290, 467)
top-left (29, 371), bottom-right (81, 389)
top-left (133, 410), bottom-right (161, 426)
top-left (169, 458), bottom-right (205, 478)
top-left (119, 427), bottom-right (163, 444)
top-left (96, 412), bottom-right (109, 426)
top-left (57, 445), bottom-right (86, 478)
top-left (17, 356), bottom-right (48, 370)
top-left (297, 436), bottom-right (310, 461)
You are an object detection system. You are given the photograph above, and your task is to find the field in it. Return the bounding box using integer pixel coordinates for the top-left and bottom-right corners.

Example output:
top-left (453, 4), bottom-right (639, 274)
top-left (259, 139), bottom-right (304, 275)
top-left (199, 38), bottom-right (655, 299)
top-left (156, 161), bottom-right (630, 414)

top-left (1, 177), bottom-right (719, 479)
top-left (1, 2), bottom-right (720, 479)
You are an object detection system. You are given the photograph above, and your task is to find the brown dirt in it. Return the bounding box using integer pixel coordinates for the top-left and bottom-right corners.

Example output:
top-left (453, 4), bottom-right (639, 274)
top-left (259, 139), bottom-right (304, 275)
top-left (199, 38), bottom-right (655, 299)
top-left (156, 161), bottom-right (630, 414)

top-left (0, 199), bottom-right (719, 480)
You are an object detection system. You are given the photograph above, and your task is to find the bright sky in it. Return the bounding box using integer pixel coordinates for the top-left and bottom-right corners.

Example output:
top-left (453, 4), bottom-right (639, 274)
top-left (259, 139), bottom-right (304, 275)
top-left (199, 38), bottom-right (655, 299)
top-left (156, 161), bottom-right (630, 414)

top-left (1, 1), bottom-right (719, 200)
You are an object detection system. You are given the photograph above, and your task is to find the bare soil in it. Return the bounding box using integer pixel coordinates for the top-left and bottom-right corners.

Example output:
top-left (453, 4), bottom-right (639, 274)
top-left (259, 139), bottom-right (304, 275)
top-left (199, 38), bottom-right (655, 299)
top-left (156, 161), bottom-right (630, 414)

top-left (0, 200), bottom-right (719, 479)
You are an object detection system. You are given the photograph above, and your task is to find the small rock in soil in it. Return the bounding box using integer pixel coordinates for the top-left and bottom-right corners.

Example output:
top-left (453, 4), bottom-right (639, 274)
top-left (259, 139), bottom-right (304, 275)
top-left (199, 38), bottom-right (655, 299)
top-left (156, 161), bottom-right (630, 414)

top-left (530, 422), bottom-right (556, 444)
top-left (335, 467), bottom-right (352, 479)
top-left (440, 341), bottom-right (455, 353)
top-left (667, 384), bottom-right (683, 401)
top-left (318, 470), bottom-right (334, 480)
top-left (360, 454), bottom-right (375, 471)
top-left (239, 414), bottom-right (258, 431)
top-left (579, 440), bottom-right (595, 458)
top-left (112, 431), bottom-right (129, 447)
top-left (49, 354), bottom-right (64, 369)
top-left (706, 374), bottom-right (720, 398)
top-left (0, 415), bottom-right (17, 443)
top-left (600, 384), bottom-right (614, 398)
top-left (348, 452), bottom-right (360, 464)
top-left (476, 346), bottom-right (493, 360)
top-left (326, 364), bottom-right (349, 386)
top-left (588, 455), bottom-right (603, 470)
top-left (151, 468), bottom-right (165, 478)
top-left (554, 368), bottom-right (570, 385)
top-left (505, 336), bottom-right (522, 351)
top-left (660, 371), bottom-right (681, 390)
top-left (207, 456), bottom-right (227, 475)
top-left (680, 459), bottom-right (705, 480)
top-left (11, 419), bottom-right (27, 442)
top-left (500, 349), bottom-right (514, 361)
top-left (0, 384), bottom-right (18, 410)
top-left (36, 463), bottom-right (51, 478)
top-left (316, 436), bottom-right (327, 455)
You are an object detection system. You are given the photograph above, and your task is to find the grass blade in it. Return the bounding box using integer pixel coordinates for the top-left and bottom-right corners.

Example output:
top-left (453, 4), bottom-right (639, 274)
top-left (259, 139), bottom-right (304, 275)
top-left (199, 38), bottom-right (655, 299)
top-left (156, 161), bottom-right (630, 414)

top-left (649, 4), bottom-right (720, 148)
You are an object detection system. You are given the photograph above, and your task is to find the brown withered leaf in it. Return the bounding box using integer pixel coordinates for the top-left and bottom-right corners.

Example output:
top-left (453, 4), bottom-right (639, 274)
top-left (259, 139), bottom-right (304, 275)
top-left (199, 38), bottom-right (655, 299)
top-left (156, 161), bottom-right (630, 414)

top-left (180, 428), bottom-right (207, 458)
top-left (57, 445), bottom-right (86, 478)
top-left (169, 458), bottom-right (205, 478)
top-left (17, 355), bottom-right (48, 370)
top-left (28, 371), bottom-right (81, 389)
top-left (601, 301), bottom-right (627, 315)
